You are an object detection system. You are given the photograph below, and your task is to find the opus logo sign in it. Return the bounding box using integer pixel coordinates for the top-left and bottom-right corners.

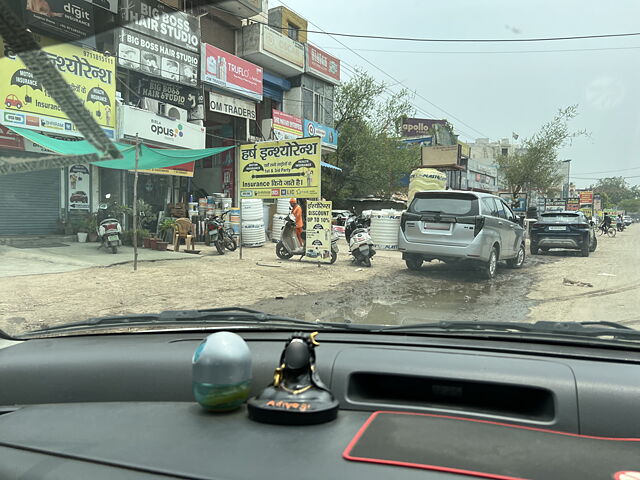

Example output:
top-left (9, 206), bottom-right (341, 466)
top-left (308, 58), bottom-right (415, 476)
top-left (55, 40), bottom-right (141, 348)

top-left (120, 105), bottom-right (205, 148)
top-left (150, 121), bottom-right (184, 138)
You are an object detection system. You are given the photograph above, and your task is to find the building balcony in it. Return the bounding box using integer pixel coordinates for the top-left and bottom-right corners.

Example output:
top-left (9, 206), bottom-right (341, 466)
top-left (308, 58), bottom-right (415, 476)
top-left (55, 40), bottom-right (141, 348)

top-left (239, 23), bottom-right (304, 78)
top-left (208, 0), bottom-right (263, 18)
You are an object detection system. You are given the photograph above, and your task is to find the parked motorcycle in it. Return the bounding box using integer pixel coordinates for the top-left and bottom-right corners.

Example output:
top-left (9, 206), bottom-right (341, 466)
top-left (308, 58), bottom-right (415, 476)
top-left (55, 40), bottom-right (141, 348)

top-left (204, 211), bottom-right (237, 255)
top-left (345, 212), bottom-right (375, 267)
top-left (97, 194), bottom-right (122, 254)
top-left (276, 213), bottom-right (339, 264)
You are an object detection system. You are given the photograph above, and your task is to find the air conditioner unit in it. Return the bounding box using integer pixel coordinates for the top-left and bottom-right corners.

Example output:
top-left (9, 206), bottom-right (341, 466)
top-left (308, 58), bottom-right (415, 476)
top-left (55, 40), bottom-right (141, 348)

top-left (158, 103), bottom-right (188, 122)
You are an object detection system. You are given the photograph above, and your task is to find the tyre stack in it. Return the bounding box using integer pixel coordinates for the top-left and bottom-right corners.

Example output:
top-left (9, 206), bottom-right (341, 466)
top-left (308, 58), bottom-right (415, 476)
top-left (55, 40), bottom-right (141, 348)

top-left (241, 199), bottom-right (265, 247)
top-left (271, 199), bottom-right (291, 242)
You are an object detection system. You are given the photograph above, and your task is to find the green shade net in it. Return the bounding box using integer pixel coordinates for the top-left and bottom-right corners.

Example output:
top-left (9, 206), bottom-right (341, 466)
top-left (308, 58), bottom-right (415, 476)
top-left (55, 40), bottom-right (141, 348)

top-left (6, 126), bottom-right (234, 170)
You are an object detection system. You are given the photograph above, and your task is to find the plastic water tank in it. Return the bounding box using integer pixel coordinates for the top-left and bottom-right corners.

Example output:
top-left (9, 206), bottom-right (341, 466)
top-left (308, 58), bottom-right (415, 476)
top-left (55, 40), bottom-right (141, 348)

top-left (241, 220), bottom-right (266, 247)
top-left (241, 199), bottom-right (263, 221)
top-left (276, 198), bottom-right (291, 215)
top-left (271, 214), bottom-right (287, 242)
top-left (370, 209), bottom-right (402, 250)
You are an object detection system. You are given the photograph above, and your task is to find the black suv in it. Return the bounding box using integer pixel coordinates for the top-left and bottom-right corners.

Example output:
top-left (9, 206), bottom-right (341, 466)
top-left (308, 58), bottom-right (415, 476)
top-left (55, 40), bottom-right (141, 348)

top-left (530, 211), bottom-right (597, 257)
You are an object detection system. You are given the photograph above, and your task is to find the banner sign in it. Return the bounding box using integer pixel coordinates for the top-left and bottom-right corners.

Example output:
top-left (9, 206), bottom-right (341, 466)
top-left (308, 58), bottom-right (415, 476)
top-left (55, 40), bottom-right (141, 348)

top-left (593, 194), bottom-right (602, 212)
top-left (22, 0), bottom-right (95, 42)
top-left (304, 200), bottom-right (333, 263)
top-left (567, 198), bottom-right (580, 211)
top-left (201, 43), bottom-right (263, 101)
top-left (118, 30), bottom-right (198, 86)
top-left (119, 0), bottom-right (200, 52)
top-left (498, 192), bottom-right (527, 212)
top-left (0, 34), bottom-right (116, 138)
top-left (208, 91), bottom-right (256, 120)
top-left (544, 198), bottom-right (566, 211)
top-left (119, 105), bottom-right (205, 149)
top-left (272, 109), bottom-right (302, 140)
top-left (305, 44), bottom-right (340, 84)
top-left (136, 75), bottom-right (202, 109)
top-left (579, 190), bottom-right (594, 205)
top-left (239, 137), bottom-right (321, 199)
top-left (140, 161), bottom-right (195, 177)
top-left (303, 119), bottom-right (338, 150)
top-left (68, 164), bottom-right (90, 210)
top-left (263, 25), bottom-right (304, 68)
top-left (402, 117), bottom-right (448, 137)
top-left (579, 206), bottom-right (593, 218)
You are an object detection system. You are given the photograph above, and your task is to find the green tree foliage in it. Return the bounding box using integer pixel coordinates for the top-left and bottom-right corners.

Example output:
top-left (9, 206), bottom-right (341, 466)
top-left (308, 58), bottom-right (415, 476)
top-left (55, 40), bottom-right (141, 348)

top-left (322, 70), bottom-right (420, 205)
top-left (591, 177), bottom-right (640, 210)
top-left (496, 106), bottom-right (587, 197)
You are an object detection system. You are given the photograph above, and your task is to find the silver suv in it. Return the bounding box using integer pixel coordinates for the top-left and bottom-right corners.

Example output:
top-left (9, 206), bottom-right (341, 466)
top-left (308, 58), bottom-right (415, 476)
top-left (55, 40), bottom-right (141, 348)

top-left (398, 191), bottom-right (526, 279)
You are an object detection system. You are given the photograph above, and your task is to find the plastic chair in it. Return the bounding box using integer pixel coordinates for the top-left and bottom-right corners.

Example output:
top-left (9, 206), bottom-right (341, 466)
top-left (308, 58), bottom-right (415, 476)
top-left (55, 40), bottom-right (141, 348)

top-left (173, 218), bottom-right (195, 251)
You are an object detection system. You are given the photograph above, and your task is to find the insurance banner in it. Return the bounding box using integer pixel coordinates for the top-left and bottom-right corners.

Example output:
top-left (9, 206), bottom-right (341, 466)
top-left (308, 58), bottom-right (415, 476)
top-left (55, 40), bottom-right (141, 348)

top-left (304, 200), bottom-right (333, 263)
top-left (239, 137), bottom-right (321, 199)
top-left (0, 34), bottom-right (116, 138)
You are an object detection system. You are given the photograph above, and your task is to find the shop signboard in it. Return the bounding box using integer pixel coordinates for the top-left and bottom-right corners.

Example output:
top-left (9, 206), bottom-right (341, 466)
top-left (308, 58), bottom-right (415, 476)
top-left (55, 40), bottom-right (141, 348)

top-left (208, 92), bottom-right (256, 120)
top-left (137, 75), bottom-right (202, 109)
top-left (304, 200), bottom-right (333, 263)
top-left (0, 34), bottom-right (116, 138)
top-left (239, 137), bottom-right (321, 199)
top-left (402, 117), bottom-right (447, 137)
top-left (22, 0), bottom-right (95, 42)
top-left (118, 30), bottom-right (198, 86)
top-left (0, 124), bottom-right (25, 150)
top-left (499, 192), bottom-right (527, 212)
top-left (262, 25), bottom-right (304, 68)
top-left (579, 206), bottom-right (593, 218)
top-left (119, 105), bottom-right (205, 149)
top-left (119, 0), bottom-right (200, 52)
top-left (421, 145), bottom-right (459, 168)
top-left (272, 109), bottom-right (302, 140)
top-left (593, 194), bottom-right (602, 212)
top-left (579, 190), bottom-right (594, 205)
top-left (201, 44), bottom-right (263, 101)
top-left (567, 198), bottom-right (580, 211)
top-left (139, 161), bottom-right (195, 177)
top-left (68, 164), bottom-right (90, 210)
top-left (305, 44), bottom-right (340, 85)
top-left (303, 119), bottom-right (337, 150)
top-left (544, 198), bottom-right (566, 211)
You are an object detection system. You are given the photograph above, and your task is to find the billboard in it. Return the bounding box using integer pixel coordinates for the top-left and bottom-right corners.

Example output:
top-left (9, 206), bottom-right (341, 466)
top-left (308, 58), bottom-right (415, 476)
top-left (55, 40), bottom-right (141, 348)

top-left (0, 34), bottom-right (116, 138)
top-left (22, 0), bottom-right (95, 42)
top-left (201, 44), bottom-right (263, 101)
top-left (239, 137), bottom-right (321, 199)
top-left (303, 119), bottom-right (338, 150)
top-left (421, 145), bottom-right (459, 168)
top-left (272, 109), bottom-right (302, 140)
top-left (117, 29), bottom-right (198, 87)
top-left (402, 117), bottom-right (448, 137)
top-left (119, 0), bottom-right (200, 52)
top-left (68, 164), bottom-right (90, 210)
top-left (305, 44), bottom-right (340, 84)
top-left (567, 198), bottom-right (580, 211)
top-left (579, 190), bottom-right (594, 205)
top-left (304, 200), bottom-right (333, 262)
top-left (136, 75), bottom-right (202, 110)
top-left (544, 198), bottom-right (567, 211)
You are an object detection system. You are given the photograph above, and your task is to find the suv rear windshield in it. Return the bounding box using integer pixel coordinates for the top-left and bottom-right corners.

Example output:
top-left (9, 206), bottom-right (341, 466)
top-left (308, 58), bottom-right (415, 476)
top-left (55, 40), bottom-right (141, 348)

top-left (541, 213), bottom-right (581, 223)
top-left (410, 193), bottom-right (479, 216)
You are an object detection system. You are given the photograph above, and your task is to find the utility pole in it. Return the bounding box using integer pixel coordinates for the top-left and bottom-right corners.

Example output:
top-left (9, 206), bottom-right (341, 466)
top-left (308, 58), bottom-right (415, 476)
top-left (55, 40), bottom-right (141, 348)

top-left (133, 134), bottom-right (140, 271)
top-left (562, 159), bottom-right (572, 199)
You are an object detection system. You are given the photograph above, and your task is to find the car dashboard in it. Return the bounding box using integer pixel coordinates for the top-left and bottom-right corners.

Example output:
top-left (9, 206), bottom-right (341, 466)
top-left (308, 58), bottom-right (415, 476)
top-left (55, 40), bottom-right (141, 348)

top-left (1, 330), bottom-right (640, 479)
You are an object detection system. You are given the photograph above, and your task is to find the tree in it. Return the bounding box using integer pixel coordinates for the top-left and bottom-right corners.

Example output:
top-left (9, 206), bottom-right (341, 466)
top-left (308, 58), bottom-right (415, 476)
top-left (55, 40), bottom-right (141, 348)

top-left (496, 106), bottom-right (587, 197)
top-left (322, 70), bottom-right (420, 205)
top-left (591, 177), bottom-right (635, 207)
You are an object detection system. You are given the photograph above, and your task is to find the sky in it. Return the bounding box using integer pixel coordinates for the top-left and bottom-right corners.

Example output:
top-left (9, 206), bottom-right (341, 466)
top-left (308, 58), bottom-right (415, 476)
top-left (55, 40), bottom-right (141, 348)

top-left (273, 0), bottom-right (640, 188)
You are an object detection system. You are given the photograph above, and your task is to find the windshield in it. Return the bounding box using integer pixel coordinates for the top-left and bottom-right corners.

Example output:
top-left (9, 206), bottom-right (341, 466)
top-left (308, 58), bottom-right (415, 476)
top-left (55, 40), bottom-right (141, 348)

top-left (1, 0), bottom-right (639, 341)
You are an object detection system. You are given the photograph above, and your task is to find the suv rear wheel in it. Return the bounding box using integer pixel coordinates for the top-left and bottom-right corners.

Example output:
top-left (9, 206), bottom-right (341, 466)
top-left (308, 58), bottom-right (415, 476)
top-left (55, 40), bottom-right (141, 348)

top-left (481, 246), bottom-right (498, 279)
top-left (405, 254), bottom-right (423, 271)
top-left (530, 244), bottom-right (539, 255)
top-left (581, 242), bottom-right (590, 257)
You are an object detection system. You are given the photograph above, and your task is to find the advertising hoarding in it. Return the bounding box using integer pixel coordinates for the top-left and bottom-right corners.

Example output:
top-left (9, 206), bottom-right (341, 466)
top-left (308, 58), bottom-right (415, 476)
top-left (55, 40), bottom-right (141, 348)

top-left (22, 0), bottom-right (95, 42)
top-left (0, 34), bottom-right (116, 138)
top-left (272, 109), bottom-right (302, 140)
top-left (201, 44), bottom-right (263, 101)
top-left (421, 145), bottom-right (459, 168)
top-left (499, 192), bottom-right (527, 212)
top-left (118, 29), bottom-right (198, 87)
top-left (208, 92), bottom-right (256, 120)
top-left (579, 190), bottom-right (594, 205)
top-left (544, 198), bottom-right (567, 211)
top-left (262, 25), bottom-right (304, 68)
top-left (567, 198), bottom-right (580, 211)
top-left (305, 44), bottom-right (340, 84)
top-left (239, 137), bottom-right (321, 199)
top-left (402, 117), bottom-right (447, 137)
top-left (137, 75), bottom-right (202, 109)
top-left (303, 119), bottom-right (337, 150)
top-left (304, 200), bottom-right (333, 263)
top-left (68, 164), bottom-right (90, 210)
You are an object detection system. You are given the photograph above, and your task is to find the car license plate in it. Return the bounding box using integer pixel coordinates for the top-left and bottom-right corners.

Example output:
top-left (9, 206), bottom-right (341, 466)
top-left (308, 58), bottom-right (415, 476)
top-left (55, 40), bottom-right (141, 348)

top-left (108, 235), bottom-right (119, 242)
top-left (548, 226), bottom-right (566, 231)
top-left (424, 222), bottom-right (450, 231)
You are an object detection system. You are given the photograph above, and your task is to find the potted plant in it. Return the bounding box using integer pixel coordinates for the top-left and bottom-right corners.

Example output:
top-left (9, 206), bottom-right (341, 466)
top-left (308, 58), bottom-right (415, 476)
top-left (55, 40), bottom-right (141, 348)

top-left (85, 214), bottom-right (99, 242)
top-left (158, 218), bottom-right (177, 244)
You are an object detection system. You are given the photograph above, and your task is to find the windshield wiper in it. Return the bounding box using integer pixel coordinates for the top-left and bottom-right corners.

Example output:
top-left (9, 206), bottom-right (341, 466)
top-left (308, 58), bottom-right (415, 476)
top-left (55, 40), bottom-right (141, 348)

top-left (371, 320), bottom-right (640, 341)
top-left (21, 307), bottom-right (364, 337)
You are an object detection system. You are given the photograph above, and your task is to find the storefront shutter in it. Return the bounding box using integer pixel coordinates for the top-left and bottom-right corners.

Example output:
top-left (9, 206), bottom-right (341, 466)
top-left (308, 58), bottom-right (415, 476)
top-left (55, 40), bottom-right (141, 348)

top-left (0, 169), bottom-right (61, 234)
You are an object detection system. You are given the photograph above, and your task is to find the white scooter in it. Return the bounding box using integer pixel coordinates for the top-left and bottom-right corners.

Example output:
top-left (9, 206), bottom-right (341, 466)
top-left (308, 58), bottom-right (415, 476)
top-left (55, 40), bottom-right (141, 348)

top-left (345, 213), bottom-right (375, 267)
top-left (276, 213), bottom-right (339, 264)
top-left (97, 194), bottom-right (122, 254)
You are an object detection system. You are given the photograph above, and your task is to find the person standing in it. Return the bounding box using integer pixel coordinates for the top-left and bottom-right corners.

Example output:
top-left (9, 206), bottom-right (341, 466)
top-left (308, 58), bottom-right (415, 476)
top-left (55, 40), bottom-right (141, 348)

top-left (290, 198), bottom-right (304, 247)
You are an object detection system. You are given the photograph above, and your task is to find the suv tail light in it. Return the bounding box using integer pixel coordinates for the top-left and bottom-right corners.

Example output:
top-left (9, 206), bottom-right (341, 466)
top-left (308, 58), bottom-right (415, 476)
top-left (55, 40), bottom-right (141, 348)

top-left (474, 216), bottom-right (485, 237)
top-left (401, 212), bottom-right (420, 230)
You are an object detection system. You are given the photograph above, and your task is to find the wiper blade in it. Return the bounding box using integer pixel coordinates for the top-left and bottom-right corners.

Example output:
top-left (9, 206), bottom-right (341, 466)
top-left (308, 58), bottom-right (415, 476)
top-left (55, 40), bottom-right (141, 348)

top-left (23, 307), bottom-right (363, 336)
top-left (373, 320), bottom-right (640, 341)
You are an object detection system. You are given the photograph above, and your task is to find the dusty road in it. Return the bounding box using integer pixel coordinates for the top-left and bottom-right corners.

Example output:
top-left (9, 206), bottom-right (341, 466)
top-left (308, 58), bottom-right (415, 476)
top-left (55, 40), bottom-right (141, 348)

top-left (1, 225), bottom-right (638, 335)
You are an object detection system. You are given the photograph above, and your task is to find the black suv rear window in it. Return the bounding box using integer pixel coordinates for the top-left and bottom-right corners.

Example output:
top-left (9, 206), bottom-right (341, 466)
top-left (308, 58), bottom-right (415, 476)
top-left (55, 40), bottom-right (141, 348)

top-left (541, 213), bottom-right (581, 223)
top-left (410, 194), bottom-right (479, 216)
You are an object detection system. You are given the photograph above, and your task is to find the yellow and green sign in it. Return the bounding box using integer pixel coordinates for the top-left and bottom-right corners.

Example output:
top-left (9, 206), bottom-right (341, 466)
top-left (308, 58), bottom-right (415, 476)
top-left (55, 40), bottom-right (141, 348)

top-left (304, 200), bottom-right (332, 263)
top-left (239, 137), bottom-right (321, 199)
top-left (0, 34), bottom-right (116, 138)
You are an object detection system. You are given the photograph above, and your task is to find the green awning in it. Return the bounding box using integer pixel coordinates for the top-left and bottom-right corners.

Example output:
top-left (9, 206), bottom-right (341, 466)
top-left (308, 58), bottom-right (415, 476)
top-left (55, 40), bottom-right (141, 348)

top-left (6, 126), bottom-right (234, 170)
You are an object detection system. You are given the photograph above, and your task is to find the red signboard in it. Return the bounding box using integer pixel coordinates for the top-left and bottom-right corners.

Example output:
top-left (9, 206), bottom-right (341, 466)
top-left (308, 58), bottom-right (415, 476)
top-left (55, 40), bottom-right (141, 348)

top-left (201, 43), bottom-right (263, 101)
top-left (272, 109), bottom-right (303, 134)
top-left (579, 190), bottom-right (594, 205)
top-left (0, 125), bottom-right (25, 150)
top-left (567, 198), bottom-right (580, 211)
top-left (306, 44), bottom-right (340, 84)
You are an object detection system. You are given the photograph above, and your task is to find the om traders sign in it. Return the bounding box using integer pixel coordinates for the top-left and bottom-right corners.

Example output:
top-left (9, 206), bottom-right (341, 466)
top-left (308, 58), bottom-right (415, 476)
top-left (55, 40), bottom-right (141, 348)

top-left (239, 137), bottom-right (321, 199)
top-left (0, 34), bottom-right (116, 138)
top-left (119, 105), bottom-right (205, 148)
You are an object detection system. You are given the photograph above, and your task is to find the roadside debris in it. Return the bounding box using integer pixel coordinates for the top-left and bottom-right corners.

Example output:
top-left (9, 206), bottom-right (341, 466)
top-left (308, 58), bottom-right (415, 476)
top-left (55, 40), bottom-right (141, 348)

top-left (563, 278), bottom-right (593, 288)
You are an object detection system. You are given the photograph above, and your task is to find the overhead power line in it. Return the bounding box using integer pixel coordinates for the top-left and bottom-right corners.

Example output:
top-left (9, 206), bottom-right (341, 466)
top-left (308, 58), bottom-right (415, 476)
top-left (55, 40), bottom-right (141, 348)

top-left (314, 45), bottom-right (640, 55)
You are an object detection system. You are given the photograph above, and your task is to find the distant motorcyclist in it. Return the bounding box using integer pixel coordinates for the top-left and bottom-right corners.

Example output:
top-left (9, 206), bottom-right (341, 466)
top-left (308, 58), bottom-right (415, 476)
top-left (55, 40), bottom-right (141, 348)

top-left (289, 198), bottom-right (304, 246)
top-left (601, 214), bottom-right (612, 234)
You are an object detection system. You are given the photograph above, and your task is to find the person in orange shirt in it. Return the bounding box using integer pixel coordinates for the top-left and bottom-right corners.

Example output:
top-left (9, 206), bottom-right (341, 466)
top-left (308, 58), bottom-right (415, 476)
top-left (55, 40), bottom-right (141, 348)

top-left (290, 198), bottom-right (304, 247)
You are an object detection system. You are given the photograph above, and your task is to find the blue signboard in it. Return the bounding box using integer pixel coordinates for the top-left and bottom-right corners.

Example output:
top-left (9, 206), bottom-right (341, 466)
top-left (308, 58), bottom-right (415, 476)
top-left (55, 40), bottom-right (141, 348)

top-left (303, 119), bottom-right (338, 149)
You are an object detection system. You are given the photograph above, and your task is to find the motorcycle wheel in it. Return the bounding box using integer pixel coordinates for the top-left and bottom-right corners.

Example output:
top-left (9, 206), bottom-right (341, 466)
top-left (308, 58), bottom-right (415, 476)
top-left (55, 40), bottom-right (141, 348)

top-left (361, 256), bottom-right (372, 268)
top-left (224, 235), bottom-right (237, 252)
top-left (215, 240), bottom-right (225, 255)
top-left (330, 249), bottom-right (338, 264)
top-left (276, 241), bottom-right (293, 260)
top-left (110, 245), bottom-right (117, 254)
